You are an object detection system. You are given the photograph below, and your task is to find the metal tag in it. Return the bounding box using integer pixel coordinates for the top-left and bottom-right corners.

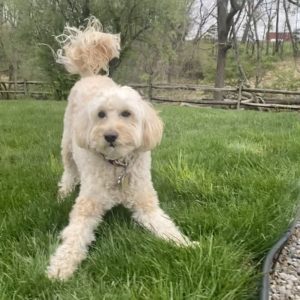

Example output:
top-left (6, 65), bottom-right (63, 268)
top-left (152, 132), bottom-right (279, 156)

top-left (117, 173), bottom-right (130, 190)
top-left (121, 174), bottom-right (130, 189)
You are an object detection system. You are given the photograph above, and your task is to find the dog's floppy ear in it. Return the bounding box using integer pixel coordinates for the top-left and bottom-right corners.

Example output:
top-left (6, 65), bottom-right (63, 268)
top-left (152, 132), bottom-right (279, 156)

top-left (141, 101), bottom-right (164, 151)
top-left (120, 85), bottom-right (163, 151)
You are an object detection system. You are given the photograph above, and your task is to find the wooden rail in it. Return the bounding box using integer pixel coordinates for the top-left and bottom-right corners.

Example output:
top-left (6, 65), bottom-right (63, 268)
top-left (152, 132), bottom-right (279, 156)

top-left (2, 80), bottom-right (300, 111)
top-left (130, 83), bottom-right (300, 111)
top-left (0, 80), bottom-right (51, 99)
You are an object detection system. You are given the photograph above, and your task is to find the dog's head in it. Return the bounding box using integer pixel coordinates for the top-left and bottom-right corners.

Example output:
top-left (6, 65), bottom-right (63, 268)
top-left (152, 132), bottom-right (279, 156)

top-left (73, 86), bottom-right (163, 159)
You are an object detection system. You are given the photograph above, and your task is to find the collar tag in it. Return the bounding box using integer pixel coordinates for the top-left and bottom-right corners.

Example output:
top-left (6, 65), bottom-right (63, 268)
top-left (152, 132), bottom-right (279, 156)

top-left (117, 173), bottom-right (130, 190)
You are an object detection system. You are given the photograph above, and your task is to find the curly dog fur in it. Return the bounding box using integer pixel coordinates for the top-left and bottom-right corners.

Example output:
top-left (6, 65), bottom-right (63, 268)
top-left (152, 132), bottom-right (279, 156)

top-left (47, 17), bottom-right (195, 280)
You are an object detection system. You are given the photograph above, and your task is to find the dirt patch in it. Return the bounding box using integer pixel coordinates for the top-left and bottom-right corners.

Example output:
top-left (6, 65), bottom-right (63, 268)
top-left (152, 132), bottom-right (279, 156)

top-left (259, 59), bottom-right (300, 90)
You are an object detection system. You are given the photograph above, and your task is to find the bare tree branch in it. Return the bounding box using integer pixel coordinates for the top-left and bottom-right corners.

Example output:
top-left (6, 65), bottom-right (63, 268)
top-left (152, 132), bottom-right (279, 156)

top-left (283, 0), bottom-right (298, 56)
top-left (230, 0), bottom-right (246, 11)
top-left (287, 0), bottom-right (300, 6)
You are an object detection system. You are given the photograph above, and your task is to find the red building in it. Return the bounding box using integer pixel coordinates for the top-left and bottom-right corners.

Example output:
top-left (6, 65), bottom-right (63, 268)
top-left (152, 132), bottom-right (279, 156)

top-left (266, 32), bottom-right (292, 42)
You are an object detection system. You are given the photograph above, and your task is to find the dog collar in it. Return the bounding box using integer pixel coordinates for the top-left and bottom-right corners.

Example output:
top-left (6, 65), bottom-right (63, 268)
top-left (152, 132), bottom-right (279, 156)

top-left (101, 154), bottom-right (129, 188)
top-left (107, 158), bottom-right (128, 168)
top-left (100, 153), bottom-right (128, 167)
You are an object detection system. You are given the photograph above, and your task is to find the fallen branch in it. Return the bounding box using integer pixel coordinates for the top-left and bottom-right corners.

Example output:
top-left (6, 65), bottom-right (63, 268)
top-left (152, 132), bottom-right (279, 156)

top-left (263, 98), bottom-right (300, 105)
top-left (241, 99), bottom-right (254, 104)
top-left (241, 102), bottom-right (300, 110)
top-left (243, 87), bottom-right (300, 95)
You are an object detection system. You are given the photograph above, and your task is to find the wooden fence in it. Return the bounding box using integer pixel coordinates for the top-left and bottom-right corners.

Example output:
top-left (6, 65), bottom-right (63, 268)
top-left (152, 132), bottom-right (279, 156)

top-left (129, 83), bottom-right (300, 111)
top-left (1, 80), bottom-right (300, 111)
top-left (0, 81), bottom-right (51, 99)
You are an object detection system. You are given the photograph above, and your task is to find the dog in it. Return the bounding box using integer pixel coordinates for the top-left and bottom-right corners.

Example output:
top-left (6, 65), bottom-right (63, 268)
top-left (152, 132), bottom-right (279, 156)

top-left (47, 17), bottom-right (196, 280)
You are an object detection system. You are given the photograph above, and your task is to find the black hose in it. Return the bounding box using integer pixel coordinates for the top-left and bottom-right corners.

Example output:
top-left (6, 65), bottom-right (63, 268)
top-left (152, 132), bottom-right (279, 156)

top-left (260, 222), bottom-right (296, 300)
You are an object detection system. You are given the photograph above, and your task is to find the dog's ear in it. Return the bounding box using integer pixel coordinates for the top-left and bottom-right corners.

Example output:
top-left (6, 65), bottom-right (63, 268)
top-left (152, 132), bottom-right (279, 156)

top-left (141, 101), bottom-right (164, 151)
top-left (73, 107), bottom-right (90, 149)
top-left (120, 85), bottom-right (163, 151)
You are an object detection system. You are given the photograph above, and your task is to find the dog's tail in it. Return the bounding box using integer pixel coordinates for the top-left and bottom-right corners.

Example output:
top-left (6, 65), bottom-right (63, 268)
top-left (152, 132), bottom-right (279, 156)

top-left (55, 17), bottom-right (120, 77)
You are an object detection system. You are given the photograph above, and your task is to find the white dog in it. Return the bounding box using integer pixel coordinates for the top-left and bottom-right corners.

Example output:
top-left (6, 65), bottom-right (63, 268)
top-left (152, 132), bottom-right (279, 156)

top-left (47, 18), bottom-right (195, 280)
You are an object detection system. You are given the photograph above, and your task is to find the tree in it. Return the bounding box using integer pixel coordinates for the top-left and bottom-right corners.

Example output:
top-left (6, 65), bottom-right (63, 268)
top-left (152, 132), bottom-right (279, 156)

top-left (287, 0), bottom-right (300, 5)
top-left (274, 0), bottom-right (280, 54)
top-left (241, 0), bottom-right (264, 44)
top-left (250, 0), bottom-right (264, 86)
top-left (189, 0), bottom-right (217, 43)
top-left (0, 0), bottom-right (190, 98)
top-left (91, 0), bottom-right (191, 76)
top-left (214, 0), bottom-right (245, 100)
top-left (283, 0), bottom-right (298, 56)
top-left (263, 0), bottom-right (276, 55)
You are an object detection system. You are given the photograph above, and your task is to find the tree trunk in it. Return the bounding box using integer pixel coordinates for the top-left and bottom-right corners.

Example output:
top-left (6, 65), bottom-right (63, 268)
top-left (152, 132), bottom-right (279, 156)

top-left (241, 14), bottom-right (251, 43)
top-left (232, 22), bottom-right (248, 83)
top-left (167, 56), bottom-right (173, 84)
top-left (266, 23), bottom-right (271, 55)
top-left (82, 0), bottom-right (90, 20)
top-left (283, 0), bottom-right (298, 56)
top-left (214, 0), bottom-right (245, 100)
top-left (215, 45), bottom-right (227, 99)
top-left (253, 14), bottom-right (261, 87)
top-left (214, 0), bottom-right (229, 100)
top-left (275, 0), bottom-right (280, 54)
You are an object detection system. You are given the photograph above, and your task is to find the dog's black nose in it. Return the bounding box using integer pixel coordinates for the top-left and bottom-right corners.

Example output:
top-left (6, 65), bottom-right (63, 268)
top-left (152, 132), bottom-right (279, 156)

top-left (104, 133), bottom-right (118, 143)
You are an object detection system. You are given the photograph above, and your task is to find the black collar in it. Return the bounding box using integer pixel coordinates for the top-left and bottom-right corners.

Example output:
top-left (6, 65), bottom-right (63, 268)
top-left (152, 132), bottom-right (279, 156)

top-left (107, 158), bottom-right (128, 168)
top-left (100, 153), bottom-right (128, 168)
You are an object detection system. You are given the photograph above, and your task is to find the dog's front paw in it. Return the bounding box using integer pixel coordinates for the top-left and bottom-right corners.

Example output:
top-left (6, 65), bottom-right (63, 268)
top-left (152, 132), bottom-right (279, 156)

top-left (57, 186), bottom-right (71, 202)
top-left (57, 184), bottom-right (74, 202)
top-left (180, 239), bottom-right (200, 248)
top-left (47, 249), bottom-right (80, 281)
top-left (47, 257), bottom-right (77, 281)
top-left (189, 241), bottom-right (200, 247)
top-left (57, 175), bottom-right (78, 201)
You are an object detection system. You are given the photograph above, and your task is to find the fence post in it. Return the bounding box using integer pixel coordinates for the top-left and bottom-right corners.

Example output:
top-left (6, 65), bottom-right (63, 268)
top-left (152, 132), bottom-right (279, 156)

top-left (148, 74), bottom-right (153, 101)
top-left (23, 80), bottom-right (28, 97)
top-left (237, 81), bottom-right (243, 110)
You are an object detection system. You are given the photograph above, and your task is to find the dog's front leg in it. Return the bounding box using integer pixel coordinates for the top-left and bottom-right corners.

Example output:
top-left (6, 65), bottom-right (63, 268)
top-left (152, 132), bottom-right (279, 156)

top-left (47, 196), bottom-right (105, 280)
top-left (57, 143), bottom-right (79, 201)
top-left (57, 102), bottom-right (79, 201)
top-left (127, 189), bottom-right (194, 247)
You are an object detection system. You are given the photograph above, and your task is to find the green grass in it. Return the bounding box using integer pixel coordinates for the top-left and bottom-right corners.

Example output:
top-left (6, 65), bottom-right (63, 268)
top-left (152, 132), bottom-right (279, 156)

top-left (1, 100), bottom-right (300, 300)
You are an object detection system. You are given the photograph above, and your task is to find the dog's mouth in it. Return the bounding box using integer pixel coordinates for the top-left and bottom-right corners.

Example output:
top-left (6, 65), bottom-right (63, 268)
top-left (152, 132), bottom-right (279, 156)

top-left (103, 142), bottom-right (120, 156)
top-left (100, 146), bottom-right (124, 161)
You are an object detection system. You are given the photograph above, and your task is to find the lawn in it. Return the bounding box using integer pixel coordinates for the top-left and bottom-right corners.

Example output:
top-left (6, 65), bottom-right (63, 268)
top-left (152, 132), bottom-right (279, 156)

top-left (0, 100), bottom-right (300, 300)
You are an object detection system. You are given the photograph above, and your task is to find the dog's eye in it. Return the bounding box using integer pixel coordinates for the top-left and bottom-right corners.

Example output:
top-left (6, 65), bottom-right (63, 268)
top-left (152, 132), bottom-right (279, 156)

top-left (98, 111), bottom-right (106, 118)
top-left (121, 110), bottom-right (131, 117)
